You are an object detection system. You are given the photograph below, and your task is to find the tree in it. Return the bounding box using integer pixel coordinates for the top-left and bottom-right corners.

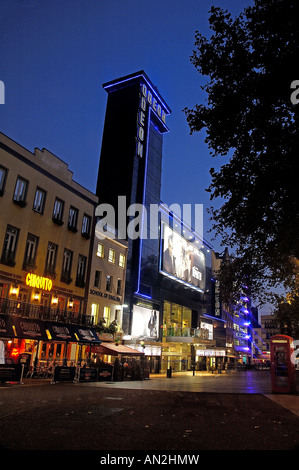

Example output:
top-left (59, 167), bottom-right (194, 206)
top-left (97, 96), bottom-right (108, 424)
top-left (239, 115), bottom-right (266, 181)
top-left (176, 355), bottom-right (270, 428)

top-left (184, 0), bottom-right (299, 307)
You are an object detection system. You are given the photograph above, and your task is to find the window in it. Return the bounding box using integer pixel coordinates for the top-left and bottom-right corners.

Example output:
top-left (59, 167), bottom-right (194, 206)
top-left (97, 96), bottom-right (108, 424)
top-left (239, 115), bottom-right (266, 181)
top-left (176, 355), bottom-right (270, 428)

top-left (23, 234), bottom-right (38, 269)
top-left (53, 198), bottom-right (64, 224)
top-left (103, 306), bottom-right (111, 324)
top-left (106, 274), bottom-right (112, 292)
top-left (91, 304), bottom-right (99, 323)
top-left (115, 309), bottom-right (121, 322)
top-left (76, 254), bottom-right (86, 288)
top-left (68, 206), bottom-right (78, 232)
top-left (82, 214), bottom-right (91, 238)
top-left (108, 248), bottom-right (115, 263)
top-left (94, 270), bottom-right (101, 288)
top-left (61, 249), bottom-right (73, 284)
top-left (13, 176), bottom-right (28, 206)
top-left (1, 225), bottom-right (19, 266)
top-left (117, 279), bottom-right (122, 296)
top-left (33, 187), bottom-right (46, 214)
top-left (0, 165), bottom-right (8, 195)
top-left (96, 243), bottom-right (104, 258)
top-left (45, 242), bottom-right (58, 277)
top-left (119, 253), bottom-right (126, 268)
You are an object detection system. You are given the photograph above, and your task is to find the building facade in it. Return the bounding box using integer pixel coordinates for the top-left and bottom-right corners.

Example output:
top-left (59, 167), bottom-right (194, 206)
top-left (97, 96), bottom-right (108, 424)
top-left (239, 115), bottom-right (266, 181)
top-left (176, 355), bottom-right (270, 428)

top-left (87, 228), bottom-right (128, 337)
top-left (96, 71), bottom-right (217, 373)
top-left (0, 133), bottom-right (99, 368)
top-left (211, 249), bottom-right (256, 365)
top-left (251, 313), bottom-right (279, 363)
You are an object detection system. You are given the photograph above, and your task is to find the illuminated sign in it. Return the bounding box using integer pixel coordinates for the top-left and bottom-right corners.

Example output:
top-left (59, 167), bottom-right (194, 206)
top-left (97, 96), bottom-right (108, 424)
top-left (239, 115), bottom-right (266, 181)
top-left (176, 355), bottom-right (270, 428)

top-left (25, 273), bottom-right (52, 292)
top-left (196, 350), bottom-right (226, 357)
top-left (141, 84), bottom-right (167, 124)
top-left (136, 82), bottom-right (169, 158)
top-left (102, 71), bottom-right (170, 160)
top-left (201, 322), bottom-right (213, 340)
top-left (131, 305), bottom-right (159, 339)
top-left (160, 223), bottom-right (206, 293)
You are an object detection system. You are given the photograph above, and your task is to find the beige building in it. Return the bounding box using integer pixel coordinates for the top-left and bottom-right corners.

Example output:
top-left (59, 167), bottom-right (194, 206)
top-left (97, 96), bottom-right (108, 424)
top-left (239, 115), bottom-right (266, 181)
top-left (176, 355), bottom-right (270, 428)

top-left (0, 132), bottom-right (98, 321)
top-left (87, 229), bottom-right (128, 337)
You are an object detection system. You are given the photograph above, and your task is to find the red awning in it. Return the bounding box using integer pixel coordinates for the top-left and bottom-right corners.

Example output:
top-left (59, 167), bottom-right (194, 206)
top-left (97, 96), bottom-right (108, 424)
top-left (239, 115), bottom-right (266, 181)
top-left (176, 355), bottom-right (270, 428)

top-left (97, 342), bottom-right (144, 356)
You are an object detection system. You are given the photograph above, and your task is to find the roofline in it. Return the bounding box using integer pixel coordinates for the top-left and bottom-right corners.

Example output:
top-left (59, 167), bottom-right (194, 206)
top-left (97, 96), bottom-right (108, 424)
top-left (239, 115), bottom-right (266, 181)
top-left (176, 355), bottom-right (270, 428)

top-left (102, 70), bottom-right (172, 114)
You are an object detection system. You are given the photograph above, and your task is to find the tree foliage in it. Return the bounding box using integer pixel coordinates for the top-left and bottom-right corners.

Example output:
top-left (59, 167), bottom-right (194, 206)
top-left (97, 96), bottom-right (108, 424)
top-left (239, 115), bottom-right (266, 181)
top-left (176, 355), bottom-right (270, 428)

top-left (185, 0), bottom-right (299, 307)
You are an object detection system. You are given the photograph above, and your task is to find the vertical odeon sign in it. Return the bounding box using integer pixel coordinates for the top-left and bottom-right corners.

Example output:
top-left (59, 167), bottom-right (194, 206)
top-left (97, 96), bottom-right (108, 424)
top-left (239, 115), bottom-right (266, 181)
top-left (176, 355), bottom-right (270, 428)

top-left (136, 82), bottom-right (168, 159)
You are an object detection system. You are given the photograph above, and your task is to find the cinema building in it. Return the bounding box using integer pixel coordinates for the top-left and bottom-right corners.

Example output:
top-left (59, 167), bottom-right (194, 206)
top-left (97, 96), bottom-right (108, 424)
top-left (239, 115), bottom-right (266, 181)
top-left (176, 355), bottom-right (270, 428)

top-left (96, 71), bottom-right (222, 372)
top-left (0, 133), bottom-right (99, 368)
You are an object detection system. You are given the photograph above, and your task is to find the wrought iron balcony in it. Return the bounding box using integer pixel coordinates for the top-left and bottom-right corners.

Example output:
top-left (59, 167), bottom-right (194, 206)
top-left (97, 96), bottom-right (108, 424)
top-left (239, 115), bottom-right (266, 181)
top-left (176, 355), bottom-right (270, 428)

top-left (0, 298), bottom-right (94, 327)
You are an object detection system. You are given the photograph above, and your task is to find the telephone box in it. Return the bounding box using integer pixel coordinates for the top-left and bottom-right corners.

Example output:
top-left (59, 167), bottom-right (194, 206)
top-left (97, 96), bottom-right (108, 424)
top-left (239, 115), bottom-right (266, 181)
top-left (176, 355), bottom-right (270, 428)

top-left (270, 335), bottom-right (296, 394)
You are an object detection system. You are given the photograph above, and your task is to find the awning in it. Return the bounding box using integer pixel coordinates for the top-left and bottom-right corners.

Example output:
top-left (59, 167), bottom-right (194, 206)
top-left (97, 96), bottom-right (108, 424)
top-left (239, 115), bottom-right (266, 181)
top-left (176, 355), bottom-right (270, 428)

top-left (71, 325), bottom-right (101, 344)
top-left (97, 342), bottom-right (144, 356)
top-left (0, 315), bottom-right (101, 344)
top-left (0, 314), bottom-right (15, 338)
top-left (10, 316), bottom-right (48, 341)
top-left (45, 322), bottom-right (78, 342)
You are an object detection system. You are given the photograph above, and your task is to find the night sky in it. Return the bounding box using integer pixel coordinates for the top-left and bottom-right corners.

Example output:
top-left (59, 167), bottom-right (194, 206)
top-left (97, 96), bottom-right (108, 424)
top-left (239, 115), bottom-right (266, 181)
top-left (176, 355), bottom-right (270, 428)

top-left (0, 0), bottom-right (253, 244)
top-left (2, 0), bottom-right (275, 315)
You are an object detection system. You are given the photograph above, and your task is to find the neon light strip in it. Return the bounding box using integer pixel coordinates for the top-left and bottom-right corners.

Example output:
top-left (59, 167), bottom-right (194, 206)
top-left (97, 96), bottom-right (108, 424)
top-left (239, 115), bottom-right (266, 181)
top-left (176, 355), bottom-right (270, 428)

top-left (159, 268), bottom-right (205, 294)
top-left (136, 106), bottom-right (152, 297)
top-left (134, 292), bottom-right (152, 300)
top-left (103, 72), bottom-right (171, 114)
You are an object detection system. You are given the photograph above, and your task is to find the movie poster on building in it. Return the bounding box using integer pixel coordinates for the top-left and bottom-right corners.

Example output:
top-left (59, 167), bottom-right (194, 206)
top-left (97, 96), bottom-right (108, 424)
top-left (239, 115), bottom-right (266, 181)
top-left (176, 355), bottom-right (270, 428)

top-left (160, 223), bottom-right (205, 292)
top-left (132, 305), bottom-right (159, 340)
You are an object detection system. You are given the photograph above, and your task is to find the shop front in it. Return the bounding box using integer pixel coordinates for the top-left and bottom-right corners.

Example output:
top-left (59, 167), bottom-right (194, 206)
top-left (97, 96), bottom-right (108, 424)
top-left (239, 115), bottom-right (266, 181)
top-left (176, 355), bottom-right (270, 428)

top-left (123, 300), bottom-right (161, 374)
top-left (93, 341), bottom-right (146, 380)
top-left (0, 313), bottom-right (101, 376)
top-left (124, 298), bottom-right (217, 374)
top-left (161, 343), bottom-right (192, 372)
top-left (160, 300), bottom-right (216, 372)
top-left (195, 348), bottom-right (226, 372)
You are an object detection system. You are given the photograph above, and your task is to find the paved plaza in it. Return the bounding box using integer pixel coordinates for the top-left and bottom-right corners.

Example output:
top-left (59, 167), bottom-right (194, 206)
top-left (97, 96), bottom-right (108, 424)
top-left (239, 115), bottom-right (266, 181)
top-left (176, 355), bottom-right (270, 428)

top-left (0, 369), bottom-right (298, 453)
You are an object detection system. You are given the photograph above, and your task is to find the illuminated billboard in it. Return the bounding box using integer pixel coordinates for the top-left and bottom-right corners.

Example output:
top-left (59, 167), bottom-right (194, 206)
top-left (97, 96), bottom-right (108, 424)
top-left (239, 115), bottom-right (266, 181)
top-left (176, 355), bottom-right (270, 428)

top-left (160, 223), bottom-right (205, 293)
top-left (132, 305), bottom-right (159, 339)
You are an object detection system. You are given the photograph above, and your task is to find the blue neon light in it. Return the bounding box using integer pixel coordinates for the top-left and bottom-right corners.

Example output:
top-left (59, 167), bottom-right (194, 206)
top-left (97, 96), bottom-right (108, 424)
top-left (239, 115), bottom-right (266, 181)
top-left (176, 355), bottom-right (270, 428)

top-left (134, 292), bottom-right (152, 300)
top-left (103, 71), bottom-right (171, 114)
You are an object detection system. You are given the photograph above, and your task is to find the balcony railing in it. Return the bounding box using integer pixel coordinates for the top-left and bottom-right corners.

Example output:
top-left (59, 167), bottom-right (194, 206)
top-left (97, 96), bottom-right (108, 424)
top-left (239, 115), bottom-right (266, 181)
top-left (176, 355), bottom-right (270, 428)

top-left (0, 298), bottom-right (94, 327)
top-left (164, 327), bottom-right (210, 340)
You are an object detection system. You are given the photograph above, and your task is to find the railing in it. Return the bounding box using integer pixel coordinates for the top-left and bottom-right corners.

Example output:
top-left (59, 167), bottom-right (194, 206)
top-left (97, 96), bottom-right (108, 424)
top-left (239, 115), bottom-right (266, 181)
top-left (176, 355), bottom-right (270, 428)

top-left (0, 297), bottom-right (94, 327)
top-left (164, 327), bottom-right (210, 340)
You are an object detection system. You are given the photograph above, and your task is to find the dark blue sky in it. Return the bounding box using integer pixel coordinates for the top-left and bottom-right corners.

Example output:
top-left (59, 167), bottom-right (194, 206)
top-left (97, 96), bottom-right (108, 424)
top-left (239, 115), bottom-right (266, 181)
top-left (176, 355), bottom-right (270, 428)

top-left (0, 0), bottom-right (252, 252)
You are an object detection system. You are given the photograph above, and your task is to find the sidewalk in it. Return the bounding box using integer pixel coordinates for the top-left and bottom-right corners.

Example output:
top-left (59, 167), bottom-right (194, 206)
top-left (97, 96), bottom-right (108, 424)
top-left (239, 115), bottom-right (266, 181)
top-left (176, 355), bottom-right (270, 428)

top-left (88, 370), bottom-right (299, 417)
top-left (0, 378), bottom-right (298, 451)
top-left (0, 370), bottom-right (298, 451)
top-left (19, 369), bottom-right (299, 418)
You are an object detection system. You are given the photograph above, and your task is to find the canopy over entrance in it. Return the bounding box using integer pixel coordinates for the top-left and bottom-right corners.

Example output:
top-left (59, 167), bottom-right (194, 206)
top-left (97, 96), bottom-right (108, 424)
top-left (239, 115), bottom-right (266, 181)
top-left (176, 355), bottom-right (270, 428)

top-left (97, 342), bottom-right (144, 356)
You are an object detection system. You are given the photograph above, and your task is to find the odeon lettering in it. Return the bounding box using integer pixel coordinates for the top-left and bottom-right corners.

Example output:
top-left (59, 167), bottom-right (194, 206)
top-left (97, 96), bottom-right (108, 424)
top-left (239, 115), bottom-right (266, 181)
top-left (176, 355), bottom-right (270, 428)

top-left (136, 83), bottom-right (167, 159)
top-left (25, 273), bottom-right (53, 292)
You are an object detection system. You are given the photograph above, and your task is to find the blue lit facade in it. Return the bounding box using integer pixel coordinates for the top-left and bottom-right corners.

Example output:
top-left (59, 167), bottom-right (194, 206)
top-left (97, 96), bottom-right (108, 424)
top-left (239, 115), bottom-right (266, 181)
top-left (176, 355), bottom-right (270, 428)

top-left (212, 250), bottom-right (258, 365)
top-left (97, 71), bottom-right (216, 372)
top-left (232, 290), bottom-right (253, 358)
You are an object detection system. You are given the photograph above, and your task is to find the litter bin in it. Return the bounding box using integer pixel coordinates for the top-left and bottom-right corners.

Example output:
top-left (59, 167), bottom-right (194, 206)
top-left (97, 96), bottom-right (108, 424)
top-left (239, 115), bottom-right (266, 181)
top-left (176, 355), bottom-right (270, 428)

top-left (167, 366), bottom-right (172, 378)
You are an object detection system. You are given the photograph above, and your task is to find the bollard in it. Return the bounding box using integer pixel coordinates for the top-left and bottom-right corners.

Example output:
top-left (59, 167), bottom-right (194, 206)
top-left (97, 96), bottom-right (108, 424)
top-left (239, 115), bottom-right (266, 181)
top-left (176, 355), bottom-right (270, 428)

top-left (167, 366), bottom-right (172, 378)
